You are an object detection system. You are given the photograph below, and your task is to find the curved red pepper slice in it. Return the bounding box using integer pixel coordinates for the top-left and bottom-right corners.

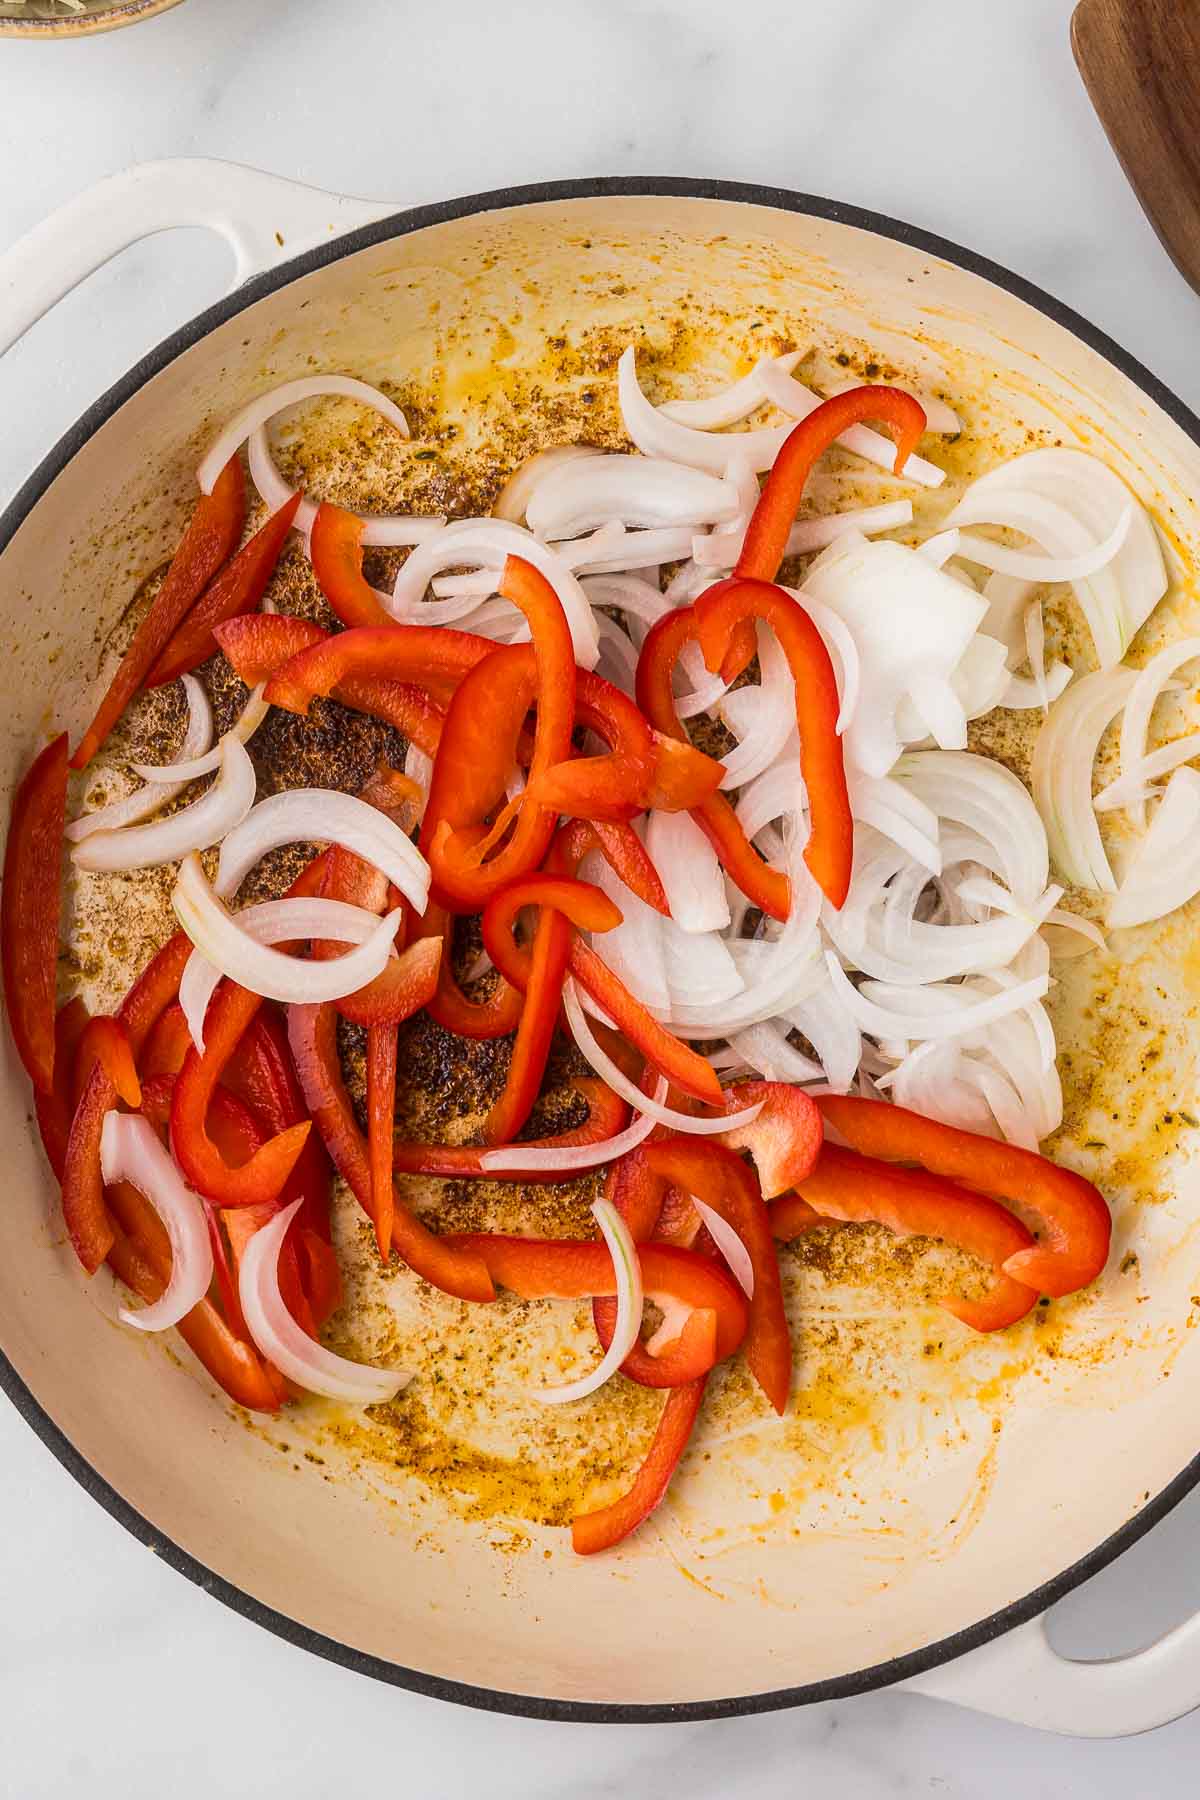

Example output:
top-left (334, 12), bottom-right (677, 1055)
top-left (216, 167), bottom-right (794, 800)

top-left (480, 874), bottom-right (622, 978)
top-left (61, 932), bottom-right (192, 1274)
top-left (366, 1023), bottom-right (398, 1261)
top-left (72, 457), bottom-right (245, 768)
top-left (644, 1137), bottom-right (792, 1414)
top-left (216, 612), bottom-right (449, 758)
top-left (736, 387), bottom-right (927, 583)
top-left (141, 1001), bottom-right (192, 1079)
top-left (170, 982), bottom-right (312, 1209)
top-left (147, 494), bottom-right (301, 686)
top-left (287, 1000), bottom-right (495, 1300)
top-left (423, 557), bottom-right (576, 909)
top-left (572, 1377), bottom-right (705, 1555)
top-left (412, 901), bottom-right (525, 1040)
top-left (764, 1191), bottom-right (825, 1238)
top-left (693, 575), bottom-right (852, 908)
top-left (815, 1094), bottom-right (1110, 1299)
top-left (2, 732), bottom-right (68, 1094)
top-left (34, 998), bottom-right (90, 1181)
top-left (636, 607), bottom-right (790, 922)
top-left (308, 501), bottom-right (395, 629)
top-left (335, 935), bottom-right (442, 1028)
top-left (780, 1142), bottom-right (1039, 1332)
top-left (445, 1231), bottom-right (746, 1320)
top-left (587, 821), bottom-right (669, 916)
top-left (527, 670), bottom-right (722, 821)
top-left (74, 1015), bottom-right (142, 1110)
top-left (105, 1174), bottom-right (285, 1412)
top-left (711, 1079), bottom-right (823, 1199)
top-left (261, 620), bottom-right (491, 715)
top-left (391, 1075), bottom-right (628, 1181)
top-left (482, 904), bottom-right (573, 1147)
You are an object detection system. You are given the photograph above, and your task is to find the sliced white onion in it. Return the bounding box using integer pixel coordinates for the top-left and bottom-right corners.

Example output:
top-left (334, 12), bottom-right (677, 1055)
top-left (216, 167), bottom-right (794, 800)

top-left (693, 499), bottom-right (914, 570)
top-left (563, 980), bottom-right (762, 1135)
top-left (645, 808), bottom-right (730, 933)
top-left (532, 1198), bottom-right (642, 1405)
top-left (717, 625), bottom-right (796, 791)
top-left (1113, 637), bottom-right (1200, 830)
top-left (1094, 733), bottom-right (1200, 814)
top-left (179, 895), bottom-right (392, 1051)
top-left (850, 772), bottom-right (941, 874)
top-left (691, 1196), bottom-right (755, 1297)
top-left (918, 529), bottom-right (960, 569)
top-left (478, 1076), bottom-right (668, 1172)
top-left (100, 1112), bottom-right (213, 1333)
top-left (1031, 669), bottom-right (1136, 892)
top-left (955, 504), bottom-right (1131, 583)
top-left (661, 915), bottom-right (744, 1013)
top-left (66, 674), bottom-right (213, 843)
top-left (781, 585), bottom-right (861, 736)
top-left (894, 750), bottom-right (1048, 904)
top-left (619, 347), bottom-right (796, 474)
top-left (387, 519), bottom-right (600, 669)
top-left (947, 449), bottom-right (1166, 669)
top-left (200, 375), bottom-right (407, 493)
top-left (1108, 767), bottom-right (1200, 929)
top-left (584, 851), bottom-right (672, 1015)
top-left (525, 453), bottom-right (738, 538)
top-left (801, 536), bottom-right (986, 777)
top-left (215, 787), bottom-right (429, 910)
top-left (659, 350), bottom-right (804, 428)
top-left (754, 361), bottom-right (946, 488)
top-left (133, 683), bottom-right (269, 783)
top-left (493, 445), bottom-right (604, 524)
top-left (783, 962), bottom-right (861, 1092)
top-left (72, 735), bottom-right (257, 873)
top-left (825, 951), bottom-right (1049, 1043)
top-left (174, 854), bottom-right (400, 1007)
top-left (1040, 907), bottom-right (1107, 957)
top-left (727, 1021), bottom-right (823, 1085)
top-left (556, 524), bottom-right (698, 575)
top-left (240, 1197), bottom-right (410, 1403)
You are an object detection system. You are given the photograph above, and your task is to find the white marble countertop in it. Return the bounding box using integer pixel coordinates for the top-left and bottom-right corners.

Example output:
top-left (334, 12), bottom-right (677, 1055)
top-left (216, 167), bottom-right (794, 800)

top-left (3, 0), bottom-right (1200, 1791)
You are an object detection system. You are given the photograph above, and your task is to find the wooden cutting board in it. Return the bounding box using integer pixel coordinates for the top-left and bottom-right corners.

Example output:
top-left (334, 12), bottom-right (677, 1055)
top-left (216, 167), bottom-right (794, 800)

top-left (1072, 0), bottom-right (1200, 296)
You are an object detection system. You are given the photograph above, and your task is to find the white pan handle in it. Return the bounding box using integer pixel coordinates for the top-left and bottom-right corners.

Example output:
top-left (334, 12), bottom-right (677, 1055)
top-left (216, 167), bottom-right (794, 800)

top-left (0, 157), bottom-right (396, 358)
top-left (902, 1607), bottom-right (1200, 1737)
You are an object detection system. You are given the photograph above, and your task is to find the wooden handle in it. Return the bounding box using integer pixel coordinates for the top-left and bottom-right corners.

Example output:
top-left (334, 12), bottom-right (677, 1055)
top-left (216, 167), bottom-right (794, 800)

top-left (1072, 0), bottom-right (1200, 297)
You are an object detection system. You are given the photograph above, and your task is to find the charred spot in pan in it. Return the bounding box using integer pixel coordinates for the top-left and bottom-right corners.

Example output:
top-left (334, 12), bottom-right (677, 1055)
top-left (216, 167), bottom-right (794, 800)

top-left (249, 693), bottom-right (405, 800)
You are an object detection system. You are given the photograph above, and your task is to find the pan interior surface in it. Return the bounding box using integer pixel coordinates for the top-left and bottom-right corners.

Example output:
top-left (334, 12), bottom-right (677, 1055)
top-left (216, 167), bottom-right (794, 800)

top-left (3, 189), bottom-right (1200, 1712)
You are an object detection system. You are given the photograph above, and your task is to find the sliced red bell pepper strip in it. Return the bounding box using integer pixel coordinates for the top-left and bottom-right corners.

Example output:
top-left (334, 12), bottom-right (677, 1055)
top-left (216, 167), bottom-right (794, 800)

top-left (710, 1079), bottom-right (823, 1199)
top-left (34, 997), bottom-right (90, 1181)
top-left (692, 575), bottom-right (851, 908)
top-left (482, 903), bottom-right (573, 1147)
top-left (636, 607), bottom-right (790, 922)
top-left (814, 1094), bottom-right (1109, 1299)
top-left (423, 557), bottom-right (576, 909)
top-left (413, 901), bottom-right (525, 1040)
top-left (73, 1014), bottom-right (142, 1110)
top-left (260, 620), bottom-right (492, 715)
top-left (105, 1175), bottom-right (285, 1412)
top-left (147, 493), bottom-right (301, 685)
top-left (571, 942), bottom-right (723, 1107)
top-left (736, 387), bottom-right (927, 583)
top-left (446, 1231), bottom-right (746, 1321)
top-left (141, 1001), bottom-right (192, 1078)
top-left (308, 501), bottom-right (395, 629)
top-left (287, 1000), bottom-right (495, 1301)
top-left (588, 821), bottom-right (669, 916)
top-left (391, 1075), bottom-right (628, 1181)
top-left (2, 732), bottom-right (68, 1094)
top-left (355, 761), bottom-right (424, 820)
top-left (780, 1144), bottom-right (1039, 1331)
top-left (336, 935), bottom-right (442, 1028)
top-left (765, 1192), bottom-right (826, 1238)
top-left (215, 613), bottom-right (449, 758)
top-left (643, 1138), bottom-right (792, 1414)
top-left (479, 874), bottom-right (622, 979)
top-left (526, 670), bottom-right (723, 821)
top-left (170, 982), bottom-right (312, 1209)
top-left (572, 1377), bottom-right (706, 1555)
top-left (366, 1024), bottom-right (398, 1260)
top-left (72, 457), bottom-right (245, 768)
top-left (61, 931), bottom-right (192, 1274)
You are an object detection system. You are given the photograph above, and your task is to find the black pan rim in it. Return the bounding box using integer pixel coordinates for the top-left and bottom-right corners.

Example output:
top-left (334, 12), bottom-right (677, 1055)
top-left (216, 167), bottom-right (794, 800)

top-left (2, 171), bottom-right (1199, 1727)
